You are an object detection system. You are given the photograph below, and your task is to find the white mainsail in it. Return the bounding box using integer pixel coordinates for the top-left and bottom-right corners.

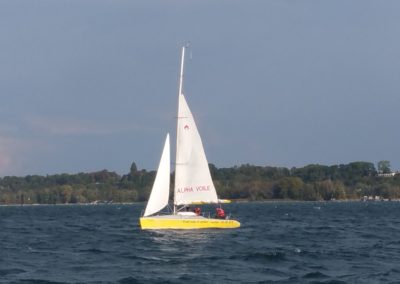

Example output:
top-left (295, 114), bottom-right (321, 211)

top-left (174, 46), bottom-right (219, 206)
top-left (174, 94), bottom-right (219, 205)
top-left (143, 134), bottom-right (170, 217)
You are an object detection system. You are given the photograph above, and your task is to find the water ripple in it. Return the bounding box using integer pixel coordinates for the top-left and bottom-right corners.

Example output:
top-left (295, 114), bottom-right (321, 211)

top-left (1, 202), bottom-right (400, 283)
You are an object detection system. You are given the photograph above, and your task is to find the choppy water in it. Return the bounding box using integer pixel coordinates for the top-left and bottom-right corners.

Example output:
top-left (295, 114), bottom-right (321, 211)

top-left (1, 202), bottom-right (400, 283)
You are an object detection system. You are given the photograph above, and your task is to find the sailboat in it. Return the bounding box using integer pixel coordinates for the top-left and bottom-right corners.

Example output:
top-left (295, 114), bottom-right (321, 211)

top-left (139, 46), bottom-right (240, 230)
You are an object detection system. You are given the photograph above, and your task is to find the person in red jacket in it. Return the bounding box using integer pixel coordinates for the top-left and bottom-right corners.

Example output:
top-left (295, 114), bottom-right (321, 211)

top-left (194, 207), bottom-right (201, 215)
top-left (216, 207), bottom-right (226, 219)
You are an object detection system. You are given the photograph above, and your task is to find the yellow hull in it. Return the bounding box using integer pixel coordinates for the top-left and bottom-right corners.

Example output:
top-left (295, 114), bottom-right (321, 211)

top-left (140, 216), bottom-right (240, 230)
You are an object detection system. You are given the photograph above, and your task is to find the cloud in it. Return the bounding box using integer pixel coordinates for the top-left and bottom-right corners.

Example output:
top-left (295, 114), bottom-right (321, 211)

top-left (26, 115), bottom-right (110, 136)
top-left (0, 150), bottom-right (12, 172)
top-left (0, 115), bottom-right (160, 176)
top-left (25, 115), bottom-right (152, 136)
top-left (0, 136), bottom-right (30, 176)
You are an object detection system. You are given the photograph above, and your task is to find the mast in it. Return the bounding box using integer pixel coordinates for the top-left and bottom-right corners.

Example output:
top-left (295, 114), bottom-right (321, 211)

top-left (174, 45), bottom-right (186, 214)
top-left (173, 43), bottom-right (219, 208)
top-left (178, 46), bottom-right (185, 96)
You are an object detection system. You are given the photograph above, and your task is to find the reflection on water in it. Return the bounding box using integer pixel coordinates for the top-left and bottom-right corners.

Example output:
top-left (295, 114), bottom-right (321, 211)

top-left (144, 229), bottom-right (225, 258)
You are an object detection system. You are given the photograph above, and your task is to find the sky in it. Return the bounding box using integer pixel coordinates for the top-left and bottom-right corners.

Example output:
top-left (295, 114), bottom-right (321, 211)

top-left (0, 0), bottom-right (399, 176)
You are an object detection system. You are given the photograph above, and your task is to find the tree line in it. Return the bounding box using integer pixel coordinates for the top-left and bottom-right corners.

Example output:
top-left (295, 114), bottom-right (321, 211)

top-left (0, 161), bottom-right (399, 205)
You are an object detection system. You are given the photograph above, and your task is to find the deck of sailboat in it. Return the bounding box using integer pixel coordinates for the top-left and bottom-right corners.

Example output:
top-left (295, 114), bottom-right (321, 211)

top-left (140, 214), bottom-right (240, 229)
top-left (143, 214), bottom-right (206, 219)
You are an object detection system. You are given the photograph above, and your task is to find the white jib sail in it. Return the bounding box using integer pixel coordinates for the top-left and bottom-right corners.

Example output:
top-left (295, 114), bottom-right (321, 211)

top-left (143, 134), bottom-right (170, 217)
top-left (174, 94), bottom-right (219, 205)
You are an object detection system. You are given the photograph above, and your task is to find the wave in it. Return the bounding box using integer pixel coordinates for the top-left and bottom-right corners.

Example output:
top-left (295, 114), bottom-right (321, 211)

top-left (78, 248), bottom-right (108, 254)
top-left (301, 281), bottom-right (347, 284)
top-left (117, 277), bottom-right (142, 284)
top-left (118, 276), bottom-right (175, 284)
top-left (18, 280), bottom-right (70, 284)
top-left (229, 251), bottom-right (286, 262)
top-left (0, 268), bottom-right (26, 276)
top-left (3, 202), bottom-right (400, 283)
top-left (302, 271), bottom-right (329, 279)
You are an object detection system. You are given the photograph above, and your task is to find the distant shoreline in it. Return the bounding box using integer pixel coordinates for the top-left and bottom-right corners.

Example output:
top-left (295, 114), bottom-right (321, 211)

top-left (2, 198), bottom-right (400, 207)
top-left (0, 202), bottom-right (139, 207)
top-left (1, 162), bottom-right (399, 205)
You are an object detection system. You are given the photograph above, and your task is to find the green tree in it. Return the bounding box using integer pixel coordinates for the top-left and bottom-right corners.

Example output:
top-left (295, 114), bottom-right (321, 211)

top-left (378, 160), bottom-right (391, 174)
top-left (130, 162), bottom-right (138, 175)
top-left (60, 185), bottom-right (73, 203)
top-left (333, 181), bottom-right (346, 199)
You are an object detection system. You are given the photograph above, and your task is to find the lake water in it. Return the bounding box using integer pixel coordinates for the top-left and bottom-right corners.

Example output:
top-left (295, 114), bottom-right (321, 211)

top-left (1, 201), bottom-right (400, 283)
